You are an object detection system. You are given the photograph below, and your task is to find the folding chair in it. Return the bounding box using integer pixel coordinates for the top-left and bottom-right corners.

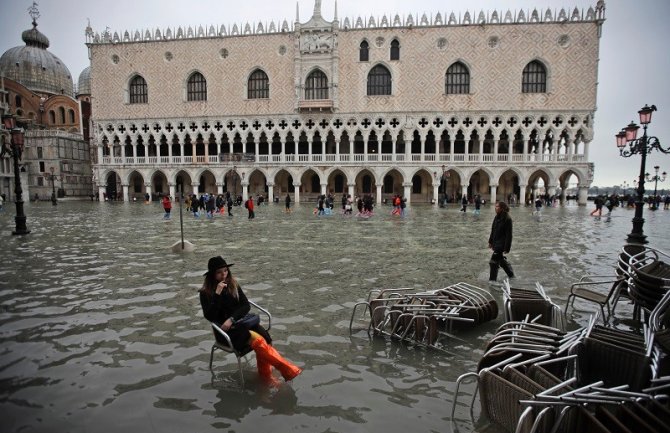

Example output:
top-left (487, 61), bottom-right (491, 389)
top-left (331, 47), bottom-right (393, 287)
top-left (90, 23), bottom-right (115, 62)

top-left (208, 300), bottom-right (271, 387)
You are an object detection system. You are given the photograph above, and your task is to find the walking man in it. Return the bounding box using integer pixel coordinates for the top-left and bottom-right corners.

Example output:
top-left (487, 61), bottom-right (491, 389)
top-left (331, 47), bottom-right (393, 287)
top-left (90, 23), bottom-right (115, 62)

top-left (488, 201), bottom-right (515, 281)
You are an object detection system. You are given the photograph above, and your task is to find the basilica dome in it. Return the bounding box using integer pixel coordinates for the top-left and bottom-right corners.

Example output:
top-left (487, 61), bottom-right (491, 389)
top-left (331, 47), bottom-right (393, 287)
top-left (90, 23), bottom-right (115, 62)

top-left (77, 66), bottom-right (91, 96)
top-left (0, 20), bottom-right (74, 96)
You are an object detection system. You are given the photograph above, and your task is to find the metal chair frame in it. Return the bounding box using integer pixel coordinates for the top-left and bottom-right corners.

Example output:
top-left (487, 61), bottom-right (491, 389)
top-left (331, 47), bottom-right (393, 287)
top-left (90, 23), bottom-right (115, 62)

top-left (208, 300), bottom-right (271, 387)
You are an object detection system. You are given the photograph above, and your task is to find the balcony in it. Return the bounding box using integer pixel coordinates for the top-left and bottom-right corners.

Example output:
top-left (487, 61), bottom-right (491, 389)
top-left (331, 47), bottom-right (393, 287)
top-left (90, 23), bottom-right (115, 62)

top-left (298, 99), bottom-right (334, 112)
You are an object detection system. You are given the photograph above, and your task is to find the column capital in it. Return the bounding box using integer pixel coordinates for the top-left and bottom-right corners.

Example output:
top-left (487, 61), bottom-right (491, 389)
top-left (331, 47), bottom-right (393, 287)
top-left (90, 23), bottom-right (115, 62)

top-left (293, 182), bottom-right (302, 187)
top-left (267, 182), bottom-right (274, 187)
top-left (402, 182), bottom-right (413, 187)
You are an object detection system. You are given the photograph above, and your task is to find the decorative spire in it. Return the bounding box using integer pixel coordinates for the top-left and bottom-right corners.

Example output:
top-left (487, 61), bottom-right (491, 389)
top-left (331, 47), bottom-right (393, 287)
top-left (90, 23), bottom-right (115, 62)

top-left (28, 1), bottom-right (40, 26)
top-left (313, 0), bottom-right (322, 19)
top-left (334, 0), bottom-right (338, 21)
top-left (296, 2), bottom-right (299, 21)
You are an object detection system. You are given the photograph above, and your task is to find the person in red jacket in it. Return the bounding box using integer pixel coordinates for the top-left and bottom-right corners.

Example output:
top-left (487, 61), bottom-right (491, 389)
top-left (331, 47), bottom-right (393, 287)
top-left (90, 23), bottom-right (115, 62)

top-left (162, 195), bottom-right (172, 219)
top-left (245, 196), bottom-right (255, 219)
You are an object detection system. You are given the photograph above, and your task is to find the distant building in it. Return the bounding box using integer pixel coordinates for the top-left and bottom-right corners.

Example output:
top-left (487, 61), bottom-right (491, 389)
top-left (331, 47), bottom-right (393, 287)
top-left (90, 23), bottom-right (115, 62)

top-left (88, 0), bottom-right (604, 204)
top-left (0, 5), bottom-right (93, 201)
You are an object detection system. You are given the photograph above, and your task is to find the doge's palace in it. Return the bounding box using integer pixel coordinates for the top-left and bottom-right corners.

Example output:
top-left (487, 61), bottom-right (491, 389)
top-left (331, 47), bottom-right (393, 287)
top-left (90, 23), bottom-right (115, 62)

top-left (87, 0), bottom-right (605, 204)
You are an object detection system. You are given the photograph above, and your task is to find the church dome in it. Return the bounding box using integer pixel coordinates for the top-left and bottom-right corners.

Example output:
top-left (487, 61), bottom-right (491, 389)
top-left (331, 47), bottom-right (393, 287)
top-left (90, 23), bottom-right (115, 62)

top-left (0, 20), bottom-right (74, 96)
top-left (77, 66), bottom-right (91, 96)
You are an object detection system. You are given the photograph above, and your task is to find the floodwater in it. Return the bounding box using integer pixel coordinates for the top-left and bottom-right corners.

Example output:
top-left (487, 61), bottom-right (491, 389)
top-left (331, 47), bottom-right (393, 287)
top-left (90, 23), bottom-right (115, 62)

top-left (1, 200), bottom-right (669, 433)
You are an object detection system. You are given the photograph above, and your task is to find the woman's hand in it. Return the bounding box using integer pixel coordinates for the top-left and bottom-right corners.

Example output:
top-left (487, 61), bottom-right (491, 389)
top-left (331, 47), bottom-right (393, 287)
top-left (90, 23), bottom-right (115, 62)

top-left (221, 318), bottom-right (233, 331)
top-left (215, 281), bottom-right (227, 295)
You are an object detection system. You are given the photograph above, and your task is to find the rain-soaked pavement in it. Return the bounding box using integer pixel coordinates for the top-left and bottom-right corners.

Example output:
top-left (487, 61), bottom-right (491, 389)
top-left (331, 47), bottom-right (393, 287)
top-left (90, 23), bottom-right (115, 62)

top-left (1, 199), bottom-right (669, 433)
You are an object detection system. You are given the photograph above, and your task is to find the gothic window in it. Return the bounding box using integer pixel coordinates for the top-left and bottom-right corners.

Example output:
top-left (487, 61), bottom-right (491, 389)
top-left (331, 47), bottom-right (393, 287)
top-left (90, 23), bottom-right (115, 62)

top-left (129, 75), bottom-right (148, 104)
top-left (445, 62), bottom-right (470, 94)
top-left (367, 65), bottom-right (392, 96)
top-left (15, 95), bottom-right (22, 107)
top-left (68, 109), bottom-right (75, 123)
top-left (305, 69), bottom-right (328, 100)
top-left (187, 72), bottom-right (207, 101)
top-left (359, 40), bottom-right (369, 62)
top-left (390, 39), bottom-right (400, 60)
top-left (48, 110), bottom-right (55, 124)
top-left (522, 60), bottom-right (547, 93)
top-left (59, 107), bottom-right (66, 124)
top-left (247, 69), bottom-right (269, 99)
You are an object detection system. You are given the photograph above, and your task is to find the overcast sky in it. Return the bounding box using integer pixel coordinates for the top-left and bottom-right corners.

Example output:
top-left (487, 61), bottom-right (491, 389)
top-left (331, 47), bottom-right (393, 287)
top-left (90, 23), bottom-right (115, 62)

top-left (1, 0), bottom-right (669, 188)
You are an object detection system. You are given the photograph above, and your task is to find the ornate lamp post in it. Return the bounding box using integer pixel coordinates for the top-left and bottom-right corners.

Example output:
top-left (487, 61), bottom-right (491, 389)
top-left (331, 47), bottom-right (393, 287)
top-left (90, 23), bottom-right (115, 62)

top-left (1, 114), bottom-right (30, 235)
top-left (45, 166), bottom-right (61, 205)
top-left (645, 165), bottom-right (666, 210)
top-left (616, 104), bottom-right (670, 244)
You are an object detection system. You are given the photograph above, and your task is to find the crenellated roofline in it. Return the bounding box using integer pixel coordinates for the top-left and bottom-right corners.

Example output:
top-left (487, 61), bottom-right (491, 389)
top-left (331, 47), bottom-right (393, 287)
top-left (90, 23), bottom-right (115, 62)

top-left (85, 2), bottom-right (605, 46)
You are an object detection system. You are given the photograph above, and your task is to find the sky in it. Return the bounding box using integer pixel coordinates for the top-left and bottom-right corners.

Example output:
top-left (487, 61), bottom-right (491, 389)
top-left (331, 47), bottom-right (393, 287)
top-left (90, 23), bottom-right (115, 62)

top-left (1, 0), bottom-right (669, 188)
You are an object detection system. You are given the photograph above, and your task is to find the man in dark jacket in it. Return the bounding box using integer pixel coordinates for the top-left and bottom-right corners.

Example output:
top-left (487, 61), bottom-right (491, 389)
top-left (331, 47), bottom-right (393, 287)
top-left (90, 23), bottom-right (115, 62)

top-left (488, 201), bottom-right (515, 281)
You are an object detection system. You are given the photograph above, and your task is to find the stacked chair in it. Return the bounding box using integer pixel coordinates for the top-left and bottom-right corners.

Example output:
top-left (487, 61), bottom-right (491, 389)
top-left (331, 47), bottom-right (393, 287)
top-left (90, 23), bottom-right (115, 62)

top-left (452, 308), bottom-right (670, 433)
top-left (349, 283), bottom-right (497, 350)
top-left (628, 246), bottom-right (670, 313)
top-left (503, 281), bottom-right (564, 329)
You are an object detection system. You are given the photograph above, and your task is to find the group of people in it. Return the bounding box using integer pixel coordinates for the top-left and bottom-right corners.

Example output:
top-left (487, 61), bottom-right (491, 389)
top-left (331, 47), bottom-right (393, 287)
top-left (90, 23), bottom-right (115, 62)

top-left (460, 194), bottom-right (483, 215)
top-left (390, 194), bottom-right (407, 216)
top-left (589, 194), bottom-right (620, 217)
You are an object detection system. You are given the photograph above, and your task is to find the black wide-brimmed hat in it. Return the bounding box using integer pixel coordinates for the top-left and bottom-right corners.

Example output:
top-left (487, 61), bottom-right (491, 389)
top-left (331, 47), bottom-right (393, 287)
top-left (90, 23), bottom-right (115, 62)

top-left (204, 256), bottom-right (234, 275)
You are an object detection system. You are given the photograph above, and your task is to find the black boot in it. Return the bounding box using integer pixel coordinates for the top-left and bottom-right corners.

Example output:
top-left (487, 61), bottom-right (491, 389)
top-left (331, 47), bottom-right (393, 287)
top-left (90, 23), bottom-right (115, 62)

top-left (500, 257), bottom-right (515, 278)
top-left (489, 261), bottom-right (499, 281)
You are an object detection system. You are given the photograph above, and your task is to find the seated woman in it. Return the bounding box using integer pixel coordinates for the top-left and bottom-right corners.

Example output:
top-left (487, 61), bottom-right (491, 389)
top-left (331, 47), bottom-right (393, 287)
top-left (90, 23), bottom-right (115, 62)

top-left (199, 256), bottom-right (301, 385)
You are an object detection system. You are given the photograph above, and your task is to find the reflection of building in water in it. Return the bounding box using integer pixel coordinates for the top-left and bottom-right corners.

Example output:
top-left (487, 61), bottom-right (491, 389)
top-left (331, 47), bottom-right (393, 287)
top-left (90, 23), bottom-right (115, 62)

top-left (87, 0), bottom-right (605, 204)
top-left (0, 5), bottom-right (93, 200)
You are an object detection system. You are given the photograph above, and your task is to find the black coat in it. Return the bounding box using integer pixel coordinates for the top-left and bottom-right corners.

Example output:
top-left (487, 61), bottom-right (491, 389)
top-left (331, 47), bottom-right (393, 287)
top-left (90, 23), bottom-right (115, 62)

top-left (200, 286), bottom-right (271, 351)
top-left (488, 212), bottom-right (513, 253)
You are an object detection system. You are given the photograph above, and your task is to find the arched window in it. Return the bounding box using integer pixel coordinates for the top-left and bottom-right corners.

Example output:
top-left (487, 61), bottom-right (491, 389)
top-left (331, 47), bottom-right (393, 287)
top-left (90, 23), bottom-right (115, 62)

top-left (390, 39), bottom-right (400, 61)
top-left (367, 65), bottom-right (392, 96)
top-left (48, 110), bottom-right (55, 124)
top-left (522, 61), bottom-right (547, 93)
top-left (305, 70), bottom-right (328, 100)
top-left (129, 75), bottom-right (148, 104)
top-left (59, 107), bottom-right (66, 124)
top-left (445, 62), bottom-right (470, 94)
top-left (68, 109), bottom-right (75, 123)
top-left (359, 41), bottom-right (369, 62)
top-left (187, 72), bottom-right (207, 101)
top-left (247, 69), bottom-right (269, 99)
top-left (15, 95), bottom-right (22, 107)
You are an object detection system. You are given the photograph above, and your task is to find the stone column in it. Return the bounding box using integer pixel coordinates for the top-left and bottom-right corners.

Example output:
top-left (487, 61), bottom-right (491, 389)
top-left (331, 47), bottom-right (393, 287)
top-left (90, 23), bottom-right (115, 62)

top-left (122, 184), bottom-right (129, 202)
top-left (403, 182), bottom-right (412, 205)
top-left (281, 136), bottom-right (286, 162)
top-left (242, 182), bottom-right (249, 202)
top-left (217, 183), bottom-right (224, 195)
top-left (191, 182), bottom-right (199, 197)
top-left (376, 183), bottom-right (382, 204)
top-left (578, 185), bottom-right (589, 206)
top-left (348, 183), bottom-right (355, 199)
top-left (583, 140), bottom-right (590, 160)
top-left (560, 182), bottom-right (567, 205)
top-left (461, 184), bottom-right (468, 199)
top-left (97, 145), bottom-right (104, 163)
top-left (320, 183), bottom-right (327, 196)
top-left (432, 182), bottom-right (439, 204)
top-left (293, 182), bottom-right (301, 203)
top-left (98, 185), bottom-right (106, 201)
top-left (169, 183), bottom-right (176, 199)
top-left (144, 183), bottom-right (152, 200)
top-left (267, 182), bottom-right (274, 202)
top-left (490, 184), bottom-right (498, 205)
top-left (519, 185), bottom-right (527, 206)
top-left (493, 139), bottom-right (499, 162)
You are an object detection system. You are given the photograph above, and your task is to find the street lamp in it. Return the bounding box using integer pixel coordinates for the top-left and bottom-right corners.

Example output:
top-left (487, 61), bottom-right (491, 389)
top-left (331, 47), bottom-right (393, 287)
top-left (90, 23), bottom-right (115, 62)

top-left (46, 166), bottom-right (60, 205)
top-left (1, 114), bottom-right (30, 235)
top-left (645, 165), bottom-right (666, 210)
top-left (616, 104), bottom-right (670, 244)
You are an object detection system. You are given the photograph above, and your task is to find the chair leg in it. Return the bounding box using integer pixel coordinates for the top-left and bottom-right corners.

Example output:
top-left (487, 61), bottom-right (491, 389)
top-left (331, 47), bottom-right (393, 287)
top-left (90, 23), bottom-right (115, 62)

top-left (237, 356), bottom-right (244, 387)
top-left (209, 345), bottom-right (216, 370)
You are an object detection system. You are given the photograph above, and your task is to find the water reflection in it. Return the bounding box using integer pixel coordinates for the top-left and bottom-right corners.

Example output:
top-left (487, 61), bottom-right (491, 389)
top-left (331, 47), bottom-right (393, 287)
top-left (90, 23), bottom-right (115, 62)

top-left (1, 201), bottom-right (669, 432)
